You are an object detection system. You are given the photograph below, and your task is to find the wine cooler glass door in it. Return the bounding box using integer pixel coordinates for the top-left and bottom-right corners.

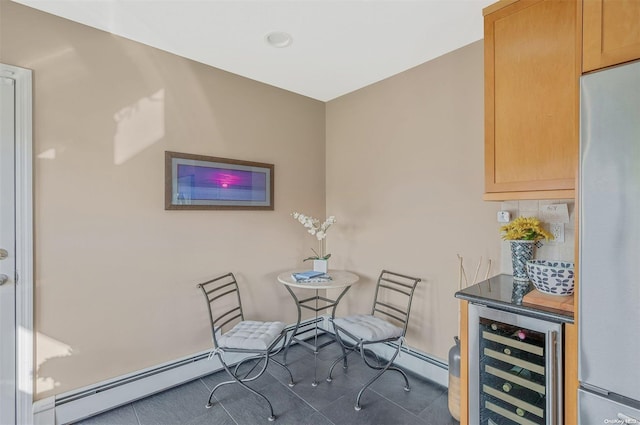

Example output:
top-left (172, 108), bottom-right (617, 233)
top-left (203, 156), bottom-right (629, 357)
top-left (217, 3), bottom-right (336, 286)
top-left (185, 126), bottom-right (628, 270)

top-left (469, 304), bottom-right (562, 425)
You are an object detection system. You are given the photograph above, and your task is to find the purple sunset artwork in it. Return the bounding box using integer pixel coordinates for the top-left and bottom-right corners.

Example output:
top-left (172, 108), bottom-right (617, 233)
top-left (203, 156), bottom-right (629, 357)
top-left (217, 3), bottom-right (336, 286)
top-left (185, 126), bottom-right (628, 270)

top-left (166, 151), bottom-right (274, 210)
top-left (176, 164), bottom-right (267, 202)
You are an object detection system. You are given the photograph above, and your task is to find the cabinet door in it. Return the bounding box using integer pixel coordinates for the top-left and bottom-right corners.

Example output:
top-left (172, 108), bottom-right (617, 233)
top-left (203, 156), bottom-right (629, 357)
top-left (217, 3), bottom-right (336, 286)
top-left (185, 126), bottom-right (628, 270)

top-left (484, 0), bottom-right (579, 197)
top-left (584, 0), bottom-right (640, 73)
top-left (564, 322), bottom-right (577, 425)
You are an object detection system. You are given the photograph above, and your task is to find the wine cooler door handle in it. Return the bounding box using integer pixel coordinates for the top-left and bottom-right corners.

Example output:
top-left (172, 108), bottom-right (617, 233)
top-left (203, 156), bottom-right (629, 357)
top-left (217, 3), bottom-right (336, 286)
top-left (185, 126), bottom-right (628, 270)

top-left (547, 330), bottom-right (558, 425)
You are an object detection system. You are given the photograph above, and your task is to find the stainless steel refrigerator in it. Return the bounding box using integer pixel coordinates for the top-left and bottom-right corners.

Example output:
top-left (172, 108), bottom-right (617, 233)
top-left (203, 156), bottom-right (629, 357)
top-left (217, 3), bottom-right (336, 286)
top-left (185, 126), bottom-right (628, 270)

top-left (579, 59), bottom-right (640, 423)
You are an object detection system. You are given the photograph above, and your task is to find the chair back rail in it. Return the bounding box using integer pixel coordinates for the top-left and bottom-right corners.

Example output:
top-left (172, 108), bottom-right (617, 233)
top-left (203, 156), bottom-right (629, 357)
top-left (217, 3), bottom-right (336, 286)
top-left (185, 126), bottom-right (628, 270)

top-left (213, 308), bottom-right (242, 335)
top-left (371, 270), bottom-right (421, 336)
top-left (378, 284), bottom-right (412, 296)
top-left (197, 272), bottom-right (245, 349)
top-left (372, 309), bottom-right (406, 324)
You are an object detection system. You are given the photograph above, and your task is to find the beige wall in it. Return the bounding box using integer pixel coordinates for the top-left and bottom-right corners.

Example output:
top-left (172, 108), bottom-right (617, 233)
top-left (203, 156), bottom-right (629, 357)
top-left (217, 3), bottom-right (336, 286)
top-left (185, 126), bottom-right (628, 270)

top-left (2, 2), bottom-right (506, 399)
top-left (1, 2), bottom-right (326, 399)
top-left (325, 41), bottom-right (501, 361)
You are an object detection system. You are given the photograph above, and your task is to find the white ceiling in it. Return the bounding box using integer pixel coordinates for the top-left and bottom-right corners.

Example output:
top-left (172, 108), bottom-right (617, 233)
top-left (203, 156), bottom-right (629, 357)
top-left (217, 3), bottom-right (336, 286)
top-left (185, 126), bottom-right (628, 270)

top-left (12, 0), bottom-right (493, 101)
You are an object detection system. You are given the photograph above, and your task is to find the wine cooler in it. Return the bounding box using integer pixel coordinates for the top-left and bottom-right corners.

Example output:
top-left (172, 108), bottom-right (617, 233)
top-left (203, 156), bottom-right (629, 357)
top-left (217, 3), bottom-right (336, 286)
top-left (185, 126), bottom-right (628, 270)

top-left (468, 304), bottom-right (563, 425)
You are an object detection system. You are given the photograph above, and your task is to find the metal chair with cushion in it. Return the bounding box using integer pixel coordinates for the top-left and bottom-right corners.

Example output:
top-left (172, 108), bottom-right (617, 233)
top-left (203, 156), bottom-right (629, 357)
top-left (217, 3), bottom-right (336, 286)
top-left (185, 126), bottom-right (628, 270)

top-left (197, 273), bottom-right (294, 421)
top-left (327, 269), bottom-right (421, 411)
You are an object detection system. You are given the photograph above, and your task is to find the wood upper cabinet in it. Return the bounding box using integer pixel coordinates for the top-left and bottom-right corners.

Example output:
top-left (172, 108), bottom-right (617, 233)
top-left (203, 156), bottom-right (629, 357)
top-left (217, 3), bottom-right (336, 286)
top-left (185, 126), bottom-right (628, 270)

top-left (583, 0), bottom-right (640, 72)
top-left (483, 0), bottom-right (580, 200)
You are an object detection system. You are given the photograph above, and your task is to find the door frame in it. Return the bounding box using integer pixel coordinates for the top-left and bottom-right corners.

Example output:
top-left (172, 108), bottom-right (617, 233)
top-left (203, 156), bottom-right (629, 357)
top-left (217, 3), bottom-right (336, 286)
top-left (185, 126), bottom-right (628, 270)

top-left (1, 63), bottom-right (34, 425)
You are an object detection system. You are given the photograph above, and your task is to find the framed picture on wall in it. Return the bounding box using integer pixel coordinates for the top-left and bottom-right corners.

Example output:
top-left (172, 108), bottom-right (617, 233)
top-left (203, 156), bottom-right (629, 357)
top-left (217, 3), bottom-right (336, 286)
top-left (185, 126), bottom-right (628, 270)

top-left (165, 151), bottom-right (274, 210)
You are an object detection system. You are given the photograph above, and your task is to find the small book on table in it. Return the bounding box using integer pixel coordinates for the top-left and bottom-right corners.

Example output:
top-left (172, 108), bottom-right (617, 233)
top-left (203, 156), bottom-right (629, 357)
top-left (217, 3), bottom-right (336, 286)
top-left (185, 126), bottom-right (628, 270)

top-left (292, 271), bottom-right (332, 283)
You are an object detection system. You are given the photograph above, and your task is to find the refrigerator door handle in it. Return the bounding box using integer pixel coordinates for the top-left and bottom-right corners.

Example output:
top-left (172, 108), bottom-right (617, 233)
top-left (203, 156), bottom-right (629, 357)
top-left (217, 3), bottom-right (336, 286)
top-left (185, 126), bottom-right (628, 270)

top-left (547, 330), bottom-right (558, 424)
top-left (618, 412), bottom-right (640, 423)
top-left (581, 382), bottom-right (610, 396)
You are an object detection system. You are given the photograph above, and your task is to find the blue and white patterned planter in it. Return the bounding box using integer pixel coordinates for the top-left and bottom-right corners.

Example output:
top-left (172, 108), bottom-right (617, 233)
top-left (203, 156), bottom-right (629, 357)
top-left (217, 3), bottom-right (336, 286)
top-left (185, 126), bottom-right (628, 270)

top-left (510, 240), bottom-right (536, 281)
top-left (526, 260), bottom-right (575, 296)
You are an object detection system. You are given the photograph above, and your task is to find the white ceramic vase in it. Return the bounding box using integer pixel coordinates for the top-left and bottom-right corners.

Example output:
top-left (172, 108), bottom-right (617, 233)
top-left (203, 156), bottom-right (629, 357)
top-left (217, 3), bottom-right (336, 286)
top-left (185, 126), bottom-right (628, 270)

top-left (313, 259), bottom-right (328, 273)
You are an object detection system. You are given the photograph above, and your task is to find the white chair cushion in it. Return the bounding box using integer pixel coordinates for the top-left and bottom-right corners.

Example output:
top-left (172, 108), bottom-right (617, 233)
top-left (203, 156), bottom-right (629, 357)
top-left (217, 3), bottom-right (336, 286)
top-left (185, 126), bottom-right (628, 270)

top-left (333, 314), bottom-right (403, 342)
top-left (218, 320), bottom-right (285, 350)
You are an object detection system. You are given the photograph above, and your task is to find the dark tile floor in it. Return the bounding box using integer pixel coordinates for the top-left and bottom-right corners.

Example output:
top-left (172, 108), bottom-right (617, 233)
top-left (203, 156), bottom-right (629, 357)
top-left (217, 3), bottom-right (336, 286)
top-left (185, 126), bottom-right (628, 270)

top-left (76, 336), bottom-right (459, 425)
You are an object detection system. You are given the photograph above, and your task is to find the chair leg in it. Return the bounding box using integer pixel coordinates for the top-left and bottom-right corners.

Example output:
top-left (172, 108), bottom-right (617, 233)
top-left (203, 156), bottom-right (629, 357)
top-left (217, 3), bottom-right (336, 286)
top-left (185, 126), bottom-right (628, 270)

top-left (235, 348), bottom-right (294, 388)
top-left (209, 352), bottom-right (277, 421)
top-left (359, 353), bottom-right (410, 391)
top-left (270, 358), bottom-right (295, 387)
top-left (354, 343), bottom-right (406, 411)
top-left (234, 355), bottom-right (264, 379)
top-left (362, 348), bottom-right (382, 366)
top-left (326, 349), bottom-right (357, 382)
top-left (335, 331), bottom-right (349, 369)
top-left (327, 330), bottom-right (359, 382)
top-left (387, 366), bottom-right (411, 392)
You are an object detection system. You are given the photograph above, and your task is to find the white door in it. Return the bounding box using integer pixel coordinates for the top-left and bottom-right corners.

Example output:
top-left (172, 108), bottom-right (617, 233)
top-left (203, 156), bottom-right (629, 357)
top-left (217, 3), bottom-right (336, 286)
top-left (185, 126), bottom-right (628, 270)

top-left (0, 71), bottom-right (17, 425)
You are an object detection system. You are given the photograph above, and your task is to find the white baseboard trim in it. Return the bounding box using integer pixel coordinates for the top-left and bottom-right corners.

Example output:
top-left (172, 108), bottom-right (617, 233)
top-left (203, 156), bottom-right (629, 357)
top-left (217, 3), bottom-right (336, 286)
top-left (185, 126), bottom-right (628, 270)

top-left (33, 397), bottom-right (55, 425)
top-left (46, 318), bottom-right (322, 425)
top-left (42, 317), bottom-right (448, 425)
top-left (53, 350), bottom-right (229, 425)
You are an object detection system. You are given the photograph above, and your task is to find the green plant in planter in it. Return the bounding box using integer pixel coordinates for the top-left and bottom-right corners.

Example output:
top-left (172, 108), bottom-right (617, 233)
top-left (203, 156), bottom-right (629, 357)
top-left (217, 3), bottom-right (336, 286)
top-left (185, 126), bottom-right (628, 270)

top-left (303, 249), bottom-right (331, 262)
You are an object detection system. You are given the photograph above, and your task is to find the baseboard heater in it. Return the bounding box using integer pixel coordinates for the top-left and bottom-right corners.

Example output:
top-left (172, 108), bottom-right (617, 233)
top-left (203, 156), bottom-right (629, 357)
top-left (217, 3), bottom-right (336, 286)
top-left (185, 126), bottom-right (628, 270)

top-left (55, 351), bottom-right (212, 407)
top-left (45, 316), bottom-right (447, 425)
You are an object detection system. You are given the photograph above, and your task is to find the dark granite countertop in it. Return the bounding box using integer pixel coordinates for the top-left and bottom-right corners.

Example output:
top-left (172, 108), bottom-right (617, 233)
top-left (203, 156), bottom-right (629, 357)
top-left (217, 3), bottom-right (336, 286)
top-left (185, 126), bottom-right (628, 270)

top-left (455, 273), bottom-right (574, 324)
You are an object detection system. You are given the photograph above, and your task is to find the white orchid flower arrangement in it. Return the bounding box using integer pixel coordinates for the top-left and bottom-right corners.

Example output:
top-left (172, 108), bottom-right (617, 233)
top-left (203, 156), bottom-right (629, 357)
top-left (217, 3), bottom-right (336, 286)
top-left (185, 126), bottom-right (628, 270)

top-left (291, 212), bottom-right (336, 261)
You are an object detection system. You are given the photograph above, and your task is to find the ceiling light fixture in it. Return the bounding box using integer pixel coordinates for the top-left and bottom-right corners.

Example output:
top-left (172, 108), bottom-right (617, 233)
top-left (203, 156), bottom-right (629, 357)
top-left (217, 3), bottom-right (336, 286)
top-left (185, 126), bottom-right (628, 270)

top-left (265, 31), bottom-right (293, 48)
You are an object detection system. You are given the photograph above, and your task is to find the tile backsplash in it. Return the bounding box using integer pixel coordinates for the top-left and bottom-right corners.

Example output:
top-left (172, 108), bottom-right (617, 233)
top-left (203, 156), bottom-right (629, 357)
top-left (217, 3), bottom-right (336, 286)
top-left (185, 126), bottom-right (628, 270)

top-left (499, 199), bottom-right (575, 275)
